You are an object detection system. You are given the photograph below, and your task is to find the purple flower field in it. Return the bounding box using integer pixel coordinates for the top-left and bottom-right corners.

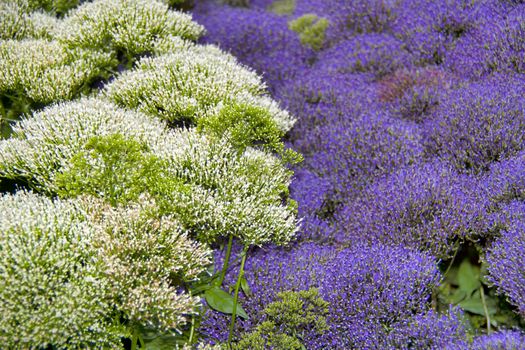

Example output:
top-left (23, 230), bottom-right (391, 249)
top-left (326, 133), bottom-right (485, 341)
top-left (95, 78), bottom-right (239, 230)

top-left (1, 0), bottom-right (525, 348)
top-left (194, 0), bottom-right (525, 347)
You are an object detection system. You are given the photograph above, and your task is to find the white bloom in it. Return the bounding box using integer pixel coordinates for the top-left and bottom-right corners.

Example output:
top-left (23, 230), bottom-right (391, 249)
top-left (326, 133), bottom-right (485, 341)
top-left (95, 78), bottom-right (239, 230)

top-left (56, 0), bottom-right (204, 54)
top-left (0, 39), bottom-right (113, 103)
top-left (104, 47), bottom-right (295, 133)
top-left (0, 98), bottom-right (298, 245)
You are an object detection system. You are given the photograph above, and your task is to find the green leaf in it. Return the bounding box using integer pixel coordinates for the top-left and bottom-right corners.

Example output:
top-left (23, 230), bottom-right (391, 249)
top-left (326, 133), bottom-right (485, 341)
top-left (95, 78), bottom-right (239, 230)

top-left (205, 286), bottom-right (249, 320)
top-left (241, 276), bottom-right (252, 297)
top-left (142, 335), bottom-right (185, 350)
top-left (459, 290), bottom-right (497, 316)
top-left (457, 259), bottom-right (481, 296)
top-left (449, 289), bottom-right (467, 304)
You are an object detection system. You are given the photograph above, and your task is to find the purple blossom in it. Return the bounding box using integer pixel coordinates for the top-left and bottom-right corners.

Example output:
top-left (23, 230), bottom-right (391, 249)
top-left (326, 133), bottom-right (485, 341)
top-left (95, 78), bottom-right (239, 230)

top-left (486, 209), bottom-right (525, 317)
top-left (303, 111), bottom-right (424, 204)
top-left (314, 33), bottom-right (414, 78)
top-left (193, 3), bottom-right (311, 92)
top-left (200, 242), bottom-right (442, 349)
top-left (423, 75), bottom-right (525, 174)
top-left (445, 2), bottom-right (525, 78)
top-left (471, 330), bottom-right (525, 350)
top-left (386, 308), bottom-right (469, 350)
top-left (479, 152), bottom-right (525, 209)
top-left (392, 0), bottom-right (483, 64)
top-left (312, 244), bottom-right (441, 349)
top-left (335, 161), bottom-right (487, 258)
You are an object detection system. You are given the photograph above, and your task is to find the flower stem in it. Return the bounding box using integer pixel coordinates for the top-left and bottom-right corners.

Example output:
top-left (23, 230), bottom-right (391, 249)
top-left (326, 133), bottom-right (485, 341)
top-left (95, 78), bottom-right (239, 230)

top-left (131, 327), bottom-right (138, 350)
top-left (217, 234), bottom-right (234, 287)
top-left (480, 287), bottom-right (491, 334)
top-left (228, 245), bottom-right (249, 346)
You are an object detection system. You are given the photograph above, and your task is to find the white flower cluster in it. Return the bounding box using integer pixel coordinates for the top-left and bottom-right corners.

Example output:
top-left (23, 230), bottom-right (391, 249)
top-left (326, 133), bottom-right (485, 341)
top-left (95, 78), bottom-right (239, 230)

top-left (82, 196), bottom-right (212, 332)
top-left (0, 98), bottom-right (299, 246)
top-left (0, 0), bottom-right (204, 107)
top-left (0, 39), bottom-right (113, 103)
top-left (0, 190), bottom-right (212, 348)
top-left (0, 98), bottom-right (165, 191)
top-left (0, 191), bottom-right (123, 349)
top-left (56, 0), bottom-right (204, 54)
top-left (0, 0), bottom-right (299, 346)
top-left (104, 43), bottom-right (296, 131)
top-left (0, 1), bottom-right (59, 40)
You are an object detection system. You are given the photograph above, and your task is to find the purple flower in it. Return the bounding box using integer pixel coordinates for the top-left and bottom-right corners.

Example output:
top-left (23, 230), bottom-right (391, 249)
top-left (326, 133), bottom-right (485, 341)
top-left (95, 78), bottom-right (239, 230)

top-left (314, 33), bottom-right (414, 78)
top-left (471, 330), bottom-right (525, 350)
top-left (423, 75), bottom-right (525, 174)
top-left (335, 161), bottom-right (487, 258)
top-left (445, 3), bottom-right (525, 78)
top-left (200, 242), bottom-right (443, 349)
top-left (303, 111), bottom-right (423, 204)
top-left (486, 209), bottom-right (525, 317)
top-left (312, 243), bottom-right (441, 349)
top-left (193, 3), bottom-right (311, 92)
top-left (387, 308), bottom-right (469, 350)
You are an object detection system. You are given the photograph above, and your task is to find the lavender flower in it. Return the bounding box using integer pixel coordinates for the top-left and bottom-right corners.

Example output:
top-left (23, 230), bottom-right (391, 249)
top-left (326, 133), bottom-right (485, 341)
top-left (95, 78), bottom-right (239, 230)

top-left (392, 0), bottom-right (482, 65)
top-left (445, 2), bottom-right (525, 78)
top-left (303, 110), bottom-right (423, 203)
top-left (315, 33), bottom-right (413, 78)
top-left (335, 161), bottom-right (486, 258)
top-left (313, 244), bottom-right (441, 349)
top-left (471, 330), bottom-right (525, 350)
top-left (386, 308), bottom-right (469, 350)
top-left (200, 242), bottom-right (442, 349)
top-left (486, 215), bottom-right (525, 317)
top-left (193, 4), bottom-right (310, 91)
top-left (424, 75), bottom-right (525, 174)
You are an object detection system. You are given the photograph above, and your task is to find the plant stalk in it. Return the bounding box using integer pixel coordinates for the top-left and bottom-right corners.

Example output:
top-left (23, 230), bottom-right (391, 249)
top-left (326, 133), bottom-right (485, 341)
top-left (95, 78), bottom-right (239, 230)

top-left (480, 287), bottom-right (491, 334)
top-left (217, 234), bottom-right (234, 286)
top-left (227, 246), bottom-right (249, 347)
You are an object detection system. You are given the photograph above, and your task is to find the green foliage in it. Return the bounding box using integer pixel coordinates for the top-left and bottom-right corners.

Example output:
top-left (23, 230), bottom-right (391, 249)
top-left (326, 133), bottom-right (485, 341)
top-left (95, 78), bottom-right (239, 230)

top-left (233, 321), bottom-right (304, 350)
top-left (56, 134), bottom-right (177, 206)
top-left (288, 14), bottom-right (329, 51)
top-left (232, 288), bottom-right (329, 349)
top-left (18, 0), bottom-right (79, 15)
top-left (437, 248), bottom-right (525, 335)
top-left (205, 286), bottom-right (249, 320)
top-left (198, 103), bottom-right (284, 153)
top-left (268, 0), bottom-right (295, 15)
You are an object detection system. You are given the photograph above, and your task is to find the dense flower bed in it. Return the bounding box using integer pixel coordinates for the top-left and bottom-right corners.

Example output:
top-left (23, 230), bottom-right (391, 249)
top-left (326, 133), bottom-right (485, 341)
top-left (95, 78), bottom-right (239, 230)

top-left (1, 0), bottom-right (525, 348)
